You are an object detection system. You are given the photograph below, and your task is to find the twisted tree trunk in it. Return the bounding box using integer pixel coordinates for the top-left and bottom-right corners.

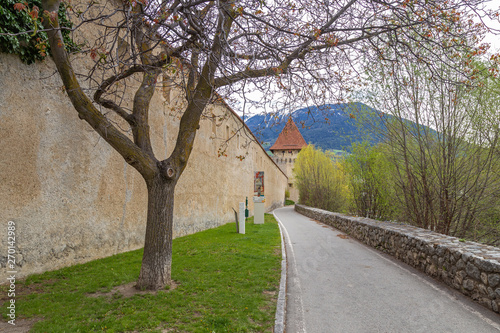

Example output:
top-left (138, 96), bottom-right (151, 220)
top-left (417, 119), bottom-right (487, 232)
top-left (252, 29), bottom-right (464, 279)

top-left (136, 176), bottom-right (177, 290)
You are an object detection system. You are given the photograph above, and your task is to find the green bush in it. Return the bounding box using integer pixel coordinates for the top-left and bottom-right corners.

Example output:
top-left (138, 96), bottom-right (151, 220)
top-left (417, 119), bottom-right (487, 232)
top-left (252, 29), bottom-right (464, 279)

top-left (343, 142), bottom-right (397, 220)
top-left (0, 0), bottom-right (78, 64)
top-left (294, 145), bottom-right (348, 212)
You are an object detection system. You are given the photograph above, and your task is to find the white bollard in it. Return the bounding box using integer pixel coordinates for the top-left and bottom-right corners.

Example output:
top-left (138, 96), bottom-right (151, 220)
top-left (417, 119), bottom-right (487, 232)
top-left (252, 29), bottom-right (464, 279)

top-left (253, 196), bottom-right (265, 224)
top-left (238, 202), bottom-right (245, 234)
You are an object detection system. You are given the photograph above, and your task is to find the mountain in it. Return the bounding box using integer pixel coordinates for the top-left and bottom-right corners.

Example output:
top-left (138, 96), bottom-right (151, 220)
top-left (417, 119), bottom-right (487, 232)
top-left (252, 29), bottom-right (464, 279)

top-left (245, 102), bottom-right (382, 152)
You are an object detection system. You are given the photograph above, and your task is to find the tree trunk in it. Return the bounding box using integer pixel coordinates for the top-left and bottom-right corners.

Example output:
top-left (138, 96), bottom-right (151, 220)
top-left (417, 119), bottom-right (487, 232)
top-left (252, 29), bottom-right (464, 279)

top-left (136, 175), bottom-right (176, 290)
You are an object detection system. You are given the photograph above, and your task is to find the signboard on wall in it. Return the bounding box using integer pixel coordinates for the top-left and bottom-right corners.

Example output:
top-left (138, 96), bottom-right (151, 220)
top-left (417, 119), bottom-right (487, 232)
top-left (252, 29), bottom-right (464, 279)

top-left (254, 171), bottom-right (264, 197)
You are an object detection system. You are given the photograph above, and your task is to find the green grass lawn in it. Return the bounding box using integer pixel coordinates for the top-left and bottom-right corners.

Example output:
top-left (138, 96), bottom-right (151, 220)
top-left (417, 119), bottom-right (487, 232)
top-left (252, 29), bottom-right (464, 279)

top-left (1, 214), bottom-right (282, 332)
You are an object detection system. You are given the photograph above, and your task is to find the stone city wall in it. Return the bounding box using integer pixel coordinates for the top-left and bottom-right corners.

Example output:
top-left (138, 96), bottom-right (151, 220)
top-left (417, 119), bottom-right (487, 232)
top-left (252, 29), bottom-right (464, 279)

top-left (0, 47), bottom-right (287, 281)
top-left (295, 204), bottom-right (500, 314)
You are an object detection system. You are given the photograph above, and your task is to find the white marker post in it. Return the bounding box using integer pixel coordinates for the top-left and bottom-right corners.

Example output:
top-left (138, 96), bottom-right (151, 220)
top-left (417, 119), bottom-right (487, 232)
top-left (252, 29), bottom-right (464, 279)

top-left (253, 196), bottom-right (265, 224)
top-left (238, 202), bottom-right (245, 234)
top-left (254, 171), bottom-right (265, 224)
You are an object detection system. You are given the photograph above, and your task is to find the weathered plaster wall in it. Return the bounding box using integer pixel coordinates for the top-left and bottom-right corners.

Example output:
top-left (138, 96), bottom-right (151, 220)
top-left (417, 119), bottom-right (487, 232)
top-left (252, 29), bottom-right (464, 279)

top-left (0, 51), bottom-right (287, 281)
top-left (296, 204), bottom-right (500, 314)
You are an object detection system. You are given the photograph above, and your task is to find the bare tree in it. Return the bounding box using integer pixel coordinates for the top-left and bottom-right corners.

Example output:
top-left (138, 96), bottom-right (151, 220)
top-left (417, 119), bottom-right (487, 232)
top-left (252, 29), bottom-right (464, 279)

top-left (365, 50), bottom-right (500, 238)
top-left (29, 0), bottom-right (498, 289)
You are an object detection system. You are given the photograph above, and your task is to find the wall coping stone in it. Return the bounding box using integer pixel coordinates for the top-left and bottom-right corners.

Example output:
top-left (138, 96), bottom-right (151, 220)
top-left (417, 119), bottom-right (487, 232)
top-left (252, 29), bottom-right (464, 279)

top-left (295, 204), bottom-right (500, 313)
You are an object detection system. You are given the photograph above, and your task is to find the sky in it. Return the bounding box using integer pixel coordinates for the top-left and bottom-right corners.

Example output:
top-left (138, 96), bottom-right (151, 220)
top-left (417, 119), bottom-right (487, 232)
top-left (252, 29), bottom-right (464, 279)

top-left (481, 1), bottom-right (500, 53)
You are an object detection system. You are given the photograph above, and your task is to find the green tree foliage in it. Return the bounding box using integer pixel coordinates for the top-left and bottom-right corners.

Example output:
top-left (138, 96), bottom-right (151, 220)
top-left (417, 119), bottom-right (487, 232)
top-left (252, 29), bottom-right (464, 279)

top-left (294, 145), bottom-right (348, 213)
top-left (343, 142), bottom-right (397, 220)
top-left (0, 0), bottom-right (77, 64)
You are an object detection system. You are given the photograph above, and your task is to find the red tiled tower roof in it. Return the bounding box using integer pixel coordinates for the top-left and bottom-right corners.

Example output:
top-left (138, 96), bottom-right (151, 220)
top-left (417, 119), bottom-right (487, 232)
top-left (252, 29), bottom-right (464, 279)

top-left (270, 117), bottom-right (307, 151)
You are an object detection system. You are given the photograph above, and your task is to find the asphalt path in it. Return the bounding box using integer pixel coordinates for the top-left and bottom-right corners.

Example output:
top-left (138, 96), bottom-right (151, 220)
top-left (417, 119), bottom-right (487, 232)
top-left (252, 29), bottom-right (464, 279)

top-left (274, 206), bottom-right (500, 333)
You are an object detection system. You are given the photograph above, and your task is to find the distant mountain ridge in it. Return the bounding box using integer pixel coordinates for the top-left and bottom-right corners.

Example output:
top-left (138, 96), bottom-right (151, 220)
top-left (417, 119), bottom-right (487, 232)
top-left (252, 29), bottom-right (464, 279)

top-left (245, 102), bottom-right (381, 152)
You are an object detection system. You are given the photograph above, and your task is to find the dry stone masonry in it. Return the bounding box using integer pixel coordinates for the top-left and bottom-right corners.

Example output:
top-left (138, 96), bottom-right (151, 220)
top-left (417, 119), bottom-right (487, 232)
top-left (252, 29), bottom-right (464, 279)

top-left (295, 204), bottom-right (500, 313)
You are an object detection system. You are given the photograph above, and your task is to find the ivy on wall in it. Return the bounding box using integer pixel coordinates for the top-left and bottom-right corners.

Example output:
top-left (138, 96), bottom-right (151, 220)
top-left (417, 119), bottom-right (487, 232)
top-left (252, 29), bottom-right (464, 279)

top-left (0, 0), bottom-right (78, 64)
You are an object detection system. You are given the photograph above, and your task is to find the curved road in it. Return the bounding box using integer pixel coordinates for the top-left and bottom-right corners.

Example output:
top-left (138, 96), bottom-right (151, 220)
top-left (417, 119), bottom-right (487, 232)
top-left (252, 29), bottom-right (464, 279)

top-left (274, 206), bottom-right (500, 333)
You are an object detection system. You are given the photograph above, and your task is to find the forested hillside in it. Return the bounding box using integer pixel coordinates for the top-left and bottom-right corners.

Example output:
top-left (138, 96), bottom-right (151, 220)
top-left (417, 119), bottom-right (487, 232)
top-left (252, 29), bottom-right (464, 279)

top-left (245, 102), bottom-right (381, 151)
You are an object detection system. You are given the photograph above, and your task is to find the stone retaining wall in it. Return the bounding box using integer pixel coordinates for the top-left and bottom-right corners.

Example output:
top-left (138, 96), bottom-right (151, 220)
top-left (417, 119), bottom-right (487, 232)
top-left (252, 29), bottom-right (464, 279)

top-left (295, 204), bottom-right (500, 313)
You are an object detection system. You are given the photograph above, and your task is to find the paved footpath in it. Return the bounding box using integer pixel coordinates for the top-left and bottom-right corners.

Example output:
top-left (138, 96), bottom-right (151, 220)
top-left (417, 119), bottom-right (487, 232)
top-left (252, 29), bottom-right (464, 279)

top-left (274, 206), bottom-right (500, 333)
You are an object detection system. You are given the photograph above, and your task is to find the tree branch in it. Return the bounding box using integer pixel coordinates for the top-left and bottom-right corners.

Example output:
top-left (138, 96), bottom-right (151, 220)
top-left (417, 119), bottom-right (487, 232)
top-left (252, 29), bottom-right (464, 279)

top-left (165, 0), bottom-right (235, 180)
top-left (93, 66), bottom-right (147, 125)
top-left (130, 6), bottom-right (162, 157)
top-left (41, 0), bottom-right (158, 180)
